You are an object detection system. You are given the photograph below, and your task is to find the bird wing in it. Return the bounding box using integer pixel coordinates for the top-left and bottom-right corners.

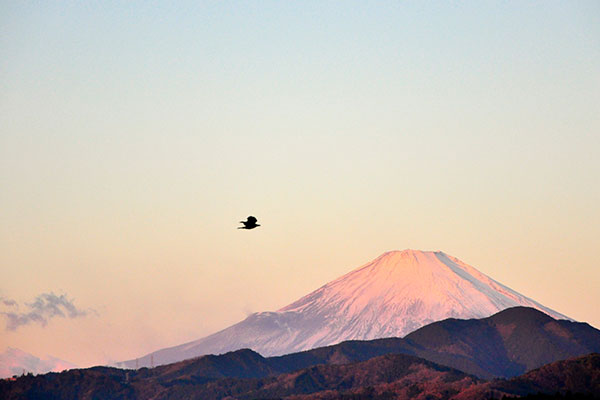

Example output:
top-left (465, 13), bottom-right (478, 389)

top-left (247, 216), bottom-right (257, 224)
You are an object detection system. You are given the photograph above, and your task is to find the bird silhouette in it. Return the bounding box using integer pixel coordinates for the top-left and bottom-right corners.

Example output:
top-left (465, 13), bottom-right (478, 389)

top-left (238, 216), bottom-right (260, 229)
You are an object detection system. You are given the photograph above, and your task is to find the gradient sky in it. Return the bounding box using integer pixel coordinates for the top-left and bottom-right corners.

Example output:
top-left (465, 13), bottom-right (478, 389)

top-left (1, 1), bottom-right (599, 367)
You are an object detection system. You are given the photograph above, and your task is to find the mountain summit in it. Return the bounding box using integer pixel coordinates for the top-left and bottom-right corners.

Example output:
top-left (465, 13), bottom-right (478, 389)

top-left (120, 249), bottom-right (569, 368)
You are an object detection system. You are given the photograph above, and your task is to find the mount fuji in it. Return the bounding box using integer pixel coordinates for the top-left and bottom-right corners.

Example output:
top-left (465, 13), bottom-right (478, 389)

top-left (120, 249), bottom-right (569, 369)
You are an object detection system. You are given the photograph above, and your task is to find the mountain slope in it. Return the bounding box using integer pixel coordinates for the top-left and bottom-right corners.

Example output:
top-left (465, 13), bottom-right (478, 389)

top-left (402, 306), bottom-right (600, 378)
top-left (121, 249), bottom-right (570, 368)
top-left (267, 307), bottom-right (600, 379)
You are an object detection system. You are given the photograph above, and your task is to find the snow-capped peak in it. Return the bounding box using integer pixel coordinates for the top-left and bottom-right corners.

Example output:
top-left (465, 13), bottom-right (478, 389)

top-left (279, 249), bottom-right (567, 338)
top-left (119, 249), bottom-right (569, 368)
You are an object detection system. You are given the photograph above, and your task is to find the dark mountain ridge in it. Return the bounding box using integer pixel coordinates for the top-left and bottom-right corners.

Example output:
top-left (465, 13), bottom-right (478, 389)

top-left (3, 353), bottom-right (599, 400)
top-left (2, 307), bottom-right (599, 399)
top-left (0, 352), bottom-right (482, 400)
top-left (269, 306), bottom-right (600, 380)
top-left (403, 306), bottom-right (600, 378)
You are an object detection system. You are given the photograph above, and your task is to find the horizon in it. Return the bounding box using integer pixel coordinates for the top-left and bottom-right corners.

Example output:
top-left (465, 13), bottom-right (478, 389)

top-left (2, 2), bottom-right (599, 369)
top-left (1, 247), bottom-right (593, 369)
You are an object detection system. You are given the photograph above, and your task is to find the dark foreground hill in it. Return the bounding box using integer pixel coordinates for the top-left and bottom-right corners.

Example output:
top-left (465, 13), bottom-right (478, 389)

top-left (0, 352), bottom-right (481, 400)
top-left (402, 306), bottom-right (600, 378)
top-left (2, 353), bottom-right (600, 400)
top-left (2, 307), bottom-right (600, 399)
top-left (282, 354), bottom-right (600, 400)
top-left (275, 306), bottom-right (600, 379)
top-left (452, 353), bottom-right (600, 400)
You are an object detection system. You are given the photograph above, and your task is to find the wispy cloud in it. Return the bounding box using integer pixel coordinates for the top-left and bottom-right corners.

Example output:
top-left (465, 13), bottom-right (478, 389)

top-left (1, 292), bottom-right (96, 331)
top-left (0, 297), bottom-right (18, 308)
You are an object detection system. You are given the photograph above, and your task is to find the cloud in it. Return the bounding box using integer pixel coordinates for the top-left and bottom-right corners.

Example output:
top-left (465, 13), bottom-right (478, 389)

top-left (1, 292), bottom-right (96, 331)
top-left (0, 297), bottom-right (18, 308)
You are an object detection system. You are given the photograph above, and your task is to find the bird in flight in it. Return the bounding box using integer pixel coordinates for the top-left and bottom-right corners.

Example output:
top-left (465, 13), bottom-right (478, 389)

top-left (238, 216), bottom-right (260, 229)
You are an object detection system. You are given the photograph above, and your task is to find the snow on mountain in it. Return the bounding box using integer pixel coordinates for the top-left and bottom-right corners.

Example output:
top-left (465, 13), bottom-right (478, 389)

top-left (0, 347), bottom-right (76, 378)
top-left (119, 249), bottom-right (570, 369)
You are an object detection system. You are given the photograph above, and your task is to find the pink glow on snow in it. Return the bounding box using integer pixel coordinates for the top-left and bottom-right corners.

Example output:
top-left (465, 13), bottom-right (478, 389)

top-left (119, 249), bottom-right (570, 368)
